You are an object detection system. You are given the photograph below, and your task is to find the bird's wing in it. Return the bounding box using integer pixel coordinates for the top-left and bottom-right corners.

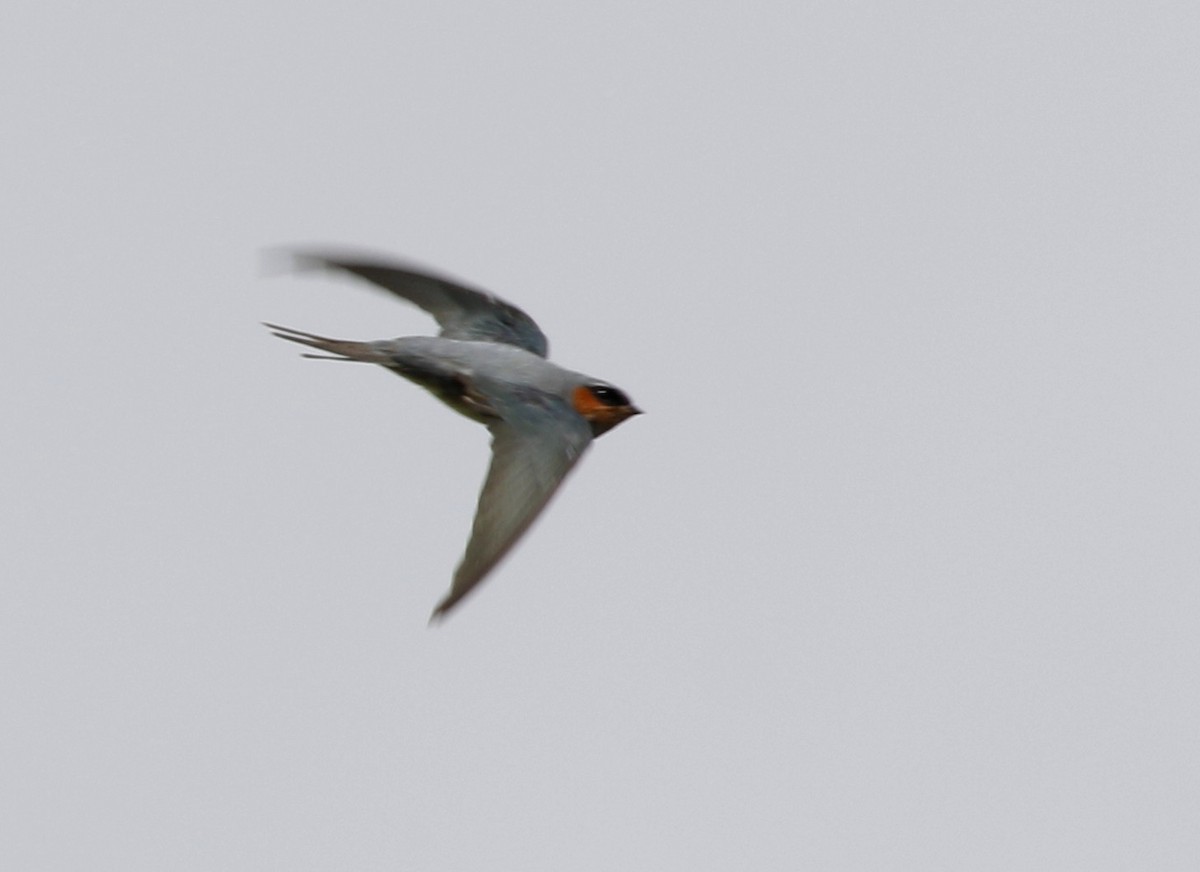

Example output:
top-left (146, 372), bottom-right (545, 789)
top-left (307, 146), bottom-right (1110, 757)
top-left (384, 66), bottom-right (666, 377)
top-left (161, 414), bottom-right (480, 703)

top-left (285, 249), bottom-right (550, 358)
top-left (431, 387), bottom-right (593, 619)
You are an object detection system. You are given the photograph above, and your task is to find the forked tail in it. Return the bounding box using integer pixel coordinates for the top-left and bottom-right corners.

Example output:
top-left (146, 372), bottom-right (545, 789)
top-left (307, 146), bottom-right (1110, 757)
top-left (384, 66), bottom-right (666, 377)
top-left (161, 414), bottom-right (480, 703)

top-left (263, 323), bottom-right (388, 363)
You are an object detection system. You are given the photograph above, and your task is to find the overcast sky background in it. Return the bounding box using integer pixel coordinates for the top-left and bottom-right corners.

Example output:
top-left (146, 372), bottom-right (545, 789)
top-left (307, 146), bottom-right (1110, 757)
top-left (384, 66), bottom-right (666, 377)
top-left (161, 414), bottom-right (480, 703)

top-left (3, 2), bottom-right (1198, 869)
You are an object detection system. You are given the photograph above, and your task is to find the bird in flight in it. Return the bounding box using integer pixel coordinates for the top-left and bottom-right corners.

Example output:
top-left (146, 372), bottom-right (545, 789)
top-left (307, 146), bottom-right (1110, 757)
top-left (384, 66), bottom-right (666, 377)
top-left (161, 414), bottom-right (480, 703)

top-left (265, 250), bottom-right (641, 620)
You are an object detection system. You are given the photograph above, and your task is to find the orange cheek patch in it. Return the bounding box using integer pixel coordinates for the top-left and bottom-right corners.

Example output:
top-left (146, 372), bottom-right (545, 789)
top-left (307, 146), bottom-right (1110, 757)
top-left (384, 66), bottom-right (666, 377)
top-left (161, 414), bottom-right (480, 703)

top-left (572, 386), bottom-right (638, 435)
top-left (571, 385), bottom-right (607, 419)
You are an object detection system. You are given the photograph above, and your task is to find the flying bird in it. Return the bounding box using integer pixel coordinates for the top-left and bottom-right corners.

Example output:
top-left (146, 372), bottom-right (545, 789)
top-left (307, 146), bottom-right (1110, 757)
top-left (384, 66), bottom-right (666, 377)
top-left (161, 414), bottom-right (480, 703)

top-left (265, 250), bottom-right (641, 620)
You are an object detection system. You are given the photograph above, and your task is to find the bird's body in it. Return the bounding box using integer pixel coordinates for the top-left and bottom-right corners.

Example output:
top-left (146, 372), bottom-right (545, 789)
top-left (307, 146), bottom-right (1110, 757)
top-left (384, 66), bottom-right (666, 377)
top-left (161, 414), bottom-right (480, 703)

top-left (266, 250), bottom-right (641, 620)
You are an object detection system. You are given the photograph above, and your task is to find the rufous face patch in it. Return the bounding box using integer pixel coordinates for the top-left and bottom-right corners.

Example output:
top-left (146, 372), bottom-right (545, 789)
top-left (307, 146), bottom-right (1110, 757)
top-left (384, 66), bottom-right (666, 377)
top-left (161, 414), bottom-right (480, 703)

top-left (571, 384), bottom-right (641, 436)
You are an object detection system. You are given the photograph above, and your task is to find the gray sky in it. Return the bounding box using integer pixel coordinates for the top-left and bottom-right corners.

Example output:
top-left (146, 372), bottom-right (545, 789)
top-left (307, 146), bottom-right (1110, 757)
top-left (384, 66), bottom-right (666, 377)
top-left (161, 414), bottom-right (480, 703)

top-left (3, 2), bottom-right (1198, 869)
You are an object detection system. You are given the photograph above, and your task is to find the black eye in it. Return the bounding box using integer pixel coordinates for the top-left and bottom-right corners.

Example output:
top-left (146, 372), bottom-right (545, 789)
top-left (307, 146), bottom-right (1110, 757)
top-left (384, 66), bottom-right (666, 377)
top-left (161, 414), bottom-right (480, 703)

top-left (588, 384), bottom-right (630, 407)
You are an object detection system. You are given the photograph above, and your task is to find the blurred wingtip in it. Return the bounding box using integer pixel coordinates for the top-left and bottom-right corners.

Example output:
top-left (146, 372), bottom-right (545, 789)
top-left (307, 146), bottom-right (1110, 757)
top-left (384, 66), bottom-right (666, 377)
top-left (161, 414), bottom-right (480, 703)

top-left (258, 246), bottom-right (330, 279)
top-left (428, 589), bottom-right (465, 625)
top-left (259, 244), bottom-right (469, 288)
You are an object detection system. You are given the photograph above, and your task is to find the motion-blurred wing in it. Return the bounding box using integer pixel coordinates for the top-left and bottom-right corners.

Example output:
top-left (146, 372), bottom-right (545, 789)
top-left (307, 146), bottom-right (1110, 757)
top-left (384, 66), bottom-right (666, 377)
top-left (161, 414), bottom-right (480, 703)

top-left (287, 249), bottom-right (549, 357)
top-left (431, 388), bottom-right (593, 619)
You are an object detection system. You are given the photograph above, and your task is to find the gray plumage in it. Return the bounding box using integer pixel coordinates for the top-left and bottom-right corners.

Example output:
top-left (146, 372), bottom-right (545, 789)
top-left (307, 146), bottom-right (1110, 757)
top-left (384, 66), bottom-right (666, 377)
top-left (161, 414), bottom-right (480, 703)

top-left (266, 249), bottom-right (640, 621)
